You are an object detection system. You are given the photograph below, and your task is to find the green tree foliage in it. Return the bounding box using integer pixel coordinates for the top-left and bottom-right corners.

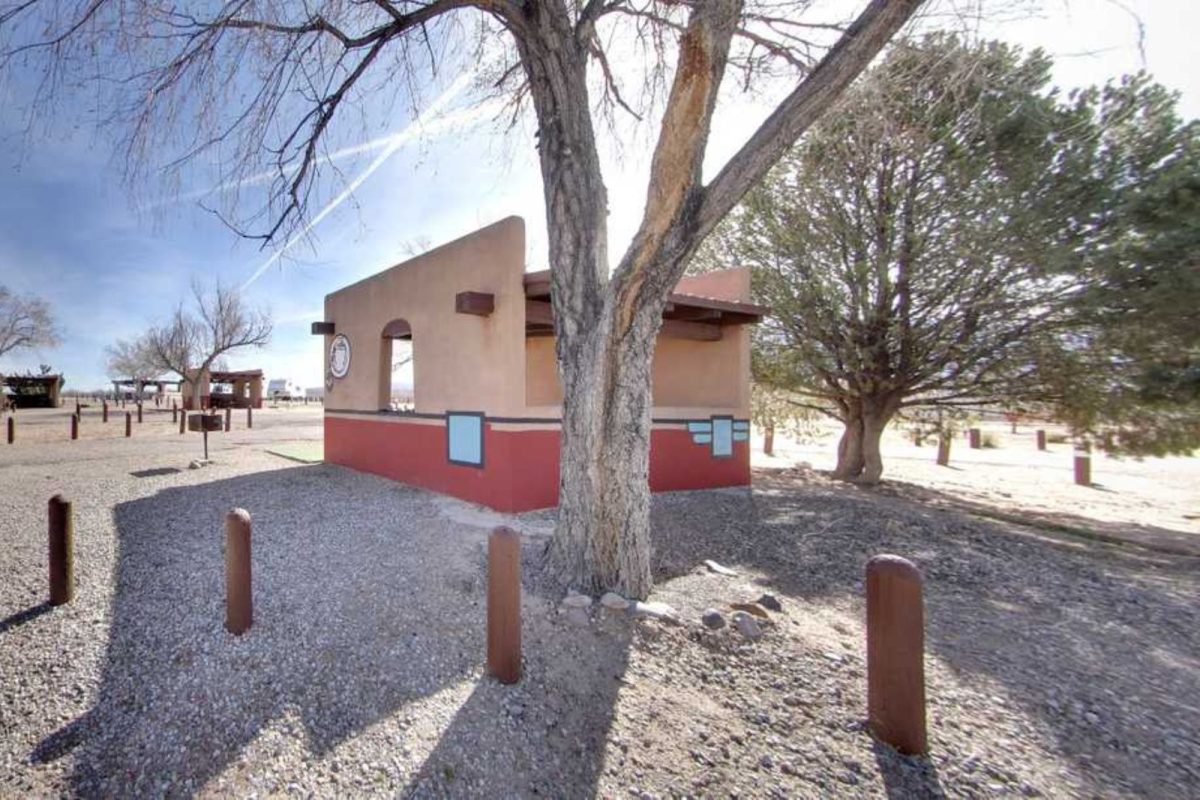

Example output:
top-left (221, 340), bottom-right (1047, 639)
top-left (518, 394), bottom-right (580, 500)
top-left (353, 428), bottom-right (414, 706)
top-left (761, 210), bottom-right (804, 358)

top-left (705, 35), bottom-right (1200, 480)
top-left (1040, 75), bottom-right (1200, 455)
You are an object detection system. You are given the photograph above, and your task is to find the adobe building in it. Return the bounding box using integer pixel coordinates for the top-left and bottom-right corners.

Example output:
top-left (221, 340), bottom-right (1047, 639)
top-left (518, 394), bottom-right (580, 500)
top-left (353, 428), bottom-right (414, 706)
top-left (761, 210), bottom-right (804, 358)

top-left (181, 368), bottom-right (264, 410)
top-left (317, 216), bottom-right (764, 513)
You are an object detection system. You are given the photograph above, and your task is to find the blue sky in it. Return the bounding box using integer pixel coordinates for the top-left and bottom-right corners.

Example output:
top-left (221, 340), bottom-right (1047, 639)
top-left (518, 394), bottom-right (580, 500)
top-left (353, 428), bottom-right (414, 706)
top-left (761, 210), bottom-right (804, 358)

top-left (1, 0), bottom-right (1197, 391)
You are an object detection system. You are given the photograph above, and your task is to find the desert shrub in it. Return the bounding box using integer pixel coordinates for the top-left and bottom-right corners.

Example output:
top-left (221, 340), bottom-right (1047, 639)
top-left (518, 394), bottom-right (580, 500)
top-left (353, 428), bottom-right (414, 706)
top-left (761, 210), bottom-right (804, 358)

top-left (981, 432), bottom-right (1001, 448)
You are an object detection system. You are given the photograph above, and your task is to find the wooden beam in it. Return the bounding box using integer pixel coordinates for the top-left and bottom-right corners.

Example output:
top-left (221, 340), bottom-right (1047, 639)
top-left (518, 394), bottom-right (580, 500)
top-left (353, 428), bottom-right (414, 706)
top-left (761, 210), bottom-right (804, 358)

top-left (311, 321), bottom-right (335, 335)
top-left (525, 299), bottom-right (554, 326)
top-left (455, 291), bottom-right (495, 316)
top-left (666, 307), bottom-right (722, 322)
top-left (661, 319), bottom-right (722, 341)
top-left (526, 299), bottom-right (720, 340)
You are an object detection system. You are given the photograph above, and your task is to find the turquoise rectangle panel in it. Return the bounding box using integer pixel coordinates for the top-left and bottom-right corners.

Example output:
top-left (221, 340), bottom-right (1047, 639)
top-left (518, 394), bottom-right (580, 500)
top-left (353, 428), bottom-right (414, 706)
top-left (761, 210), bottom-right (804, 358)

top-left (712, 417), bottom-right (733, 457)
top-left (447, 413), bottom-right (483, 466)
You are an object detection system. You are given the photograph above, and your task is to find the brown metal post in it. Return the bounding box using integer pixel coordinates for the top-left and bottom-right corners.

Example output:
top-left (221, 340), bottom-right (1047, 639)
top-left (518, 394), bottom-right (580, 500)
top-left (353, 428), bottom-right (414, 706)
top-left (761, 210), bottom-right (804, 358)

top-left (1074, 450), bottom-right (1092, 486)
top-left (48, 495), bottom-right (74, 606)
top-left (125, 412), bottom-right (132, 438)
top-left (179, 410), bottom-right (186, 435)
top-left (224, 407), bottom-right (231, 432)
top-left (6, 416), bottom-right (13, 444)
top-left (1036, 429), bottom-right (1046, 451)
top-left (137, 403), bottom-right (143, 424)
top-left (487, 526), bottom-right (522, 684)
top-left (224, 508), bottom-right (253, 635)
top-left (246, 407), bottom-right (253, 429)
top-left (968, 428), bottom-right (981, 449)
top-left (70, 413), bottom-right (79, 440)
top-left (171, 405), bottom-right (177, 424)
top-left (102, 401), bottom-right (109, 423)
top-left (867, 554), bottom-right (927, 756)
top-left (936, 433), bottom-right (950, 466)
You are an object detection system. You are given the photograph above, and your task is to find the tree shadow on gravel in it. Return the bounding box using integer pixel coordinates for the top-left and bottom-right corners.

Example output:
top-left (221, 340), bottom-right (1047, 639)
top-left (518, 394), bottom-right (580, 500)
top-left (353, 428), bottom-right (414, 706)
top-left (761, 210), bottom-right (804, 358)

top-left (33, 465), bottom-right (627, 797)
top-left (647, 467), bottom-right (1200, 797)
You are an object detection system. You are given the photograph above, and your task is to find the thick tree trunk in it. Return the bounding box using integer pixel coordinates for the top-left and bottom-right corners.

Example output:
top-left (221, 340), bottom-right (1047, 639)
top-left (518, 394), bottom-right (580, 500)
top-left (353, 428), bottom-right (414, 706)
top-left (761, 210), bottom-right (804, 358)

top-left (833, 397), bottom-right (898, 483)
top-left (859, 405), bottom-right (891, 483)
top-left (552, 313), bottom-right (658, 598)
top-left (833, 402), bottom-right (865, 479)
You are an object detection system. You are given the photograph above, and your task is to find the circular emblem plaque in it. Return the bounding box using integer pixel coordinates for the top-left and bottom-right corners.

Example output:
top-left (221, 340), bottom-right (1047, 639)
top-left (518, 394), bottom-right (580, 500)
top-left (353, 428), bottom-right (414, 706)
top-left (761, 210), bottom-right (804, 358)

top-left (329, 334), bottom-right (352, 379)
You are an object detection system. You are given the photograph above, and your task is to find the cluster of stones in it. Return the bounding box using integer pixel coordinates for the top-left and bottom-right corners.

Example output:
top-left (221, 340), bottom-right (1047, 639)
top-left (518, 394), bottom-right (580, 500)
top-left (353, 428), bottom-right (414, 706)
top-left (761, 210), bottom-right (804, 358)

top-left (557, 558), bottom-right (783, 640)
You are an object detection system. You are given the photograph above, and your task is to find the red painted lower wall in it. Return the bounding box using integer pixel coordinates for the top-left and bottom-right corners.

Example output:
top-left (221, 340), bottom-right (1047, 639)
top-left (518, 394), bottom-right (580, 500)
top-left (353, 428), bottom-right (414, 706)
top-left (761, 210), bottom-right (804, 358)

top-left (324, 415), bottom-right (750, 513)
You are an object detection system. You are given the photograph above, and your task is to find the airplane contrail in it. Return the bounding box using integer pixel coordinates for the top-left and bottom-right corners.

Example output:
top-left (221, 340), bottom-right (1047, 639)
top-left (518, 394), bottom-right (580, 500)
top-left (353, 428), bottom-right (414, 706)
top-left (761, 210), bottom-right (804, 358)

top-left (241, 74), bottom-right (484, 289)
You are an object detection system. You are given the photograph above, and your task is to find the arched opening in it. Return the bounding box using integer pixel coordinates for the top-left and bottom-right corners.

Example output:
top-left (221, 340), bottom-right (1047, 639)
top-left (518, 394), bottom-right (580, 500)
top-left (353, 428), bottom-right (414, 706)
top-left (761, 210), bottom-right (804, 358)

top-left (380, 319), bottom-right (415, 411)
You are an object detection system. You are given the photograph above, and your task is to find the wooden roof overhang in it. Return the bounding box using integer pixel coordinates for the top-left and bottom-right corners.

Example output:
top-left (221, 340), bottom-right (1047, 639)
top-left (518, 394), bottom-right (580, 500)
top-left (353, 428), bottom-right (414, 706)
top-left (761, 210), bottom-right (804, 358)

top-left (209, 370), bottom-right (264, 381)
top-left (522, 270), bottom-right (767, 341)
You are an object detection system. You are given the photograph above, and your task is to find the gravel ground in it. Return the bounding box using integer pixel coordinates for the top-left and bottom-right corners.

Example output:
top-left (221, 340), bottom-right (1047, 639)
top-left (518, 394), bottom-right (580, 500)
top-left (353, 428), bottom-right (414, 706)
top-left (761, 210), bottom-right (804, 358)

top-left (2, 419), bottom-right (1197, 798)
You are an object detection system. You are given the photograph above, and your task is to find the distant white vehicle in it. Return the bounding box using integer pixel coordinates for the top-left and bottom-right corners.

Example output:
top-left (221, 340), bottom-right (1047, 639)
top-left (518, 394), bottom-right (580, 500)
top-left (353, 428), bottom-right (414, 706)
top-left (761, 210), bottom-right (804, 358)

top-left (268, 379), bottom-right (303, 401)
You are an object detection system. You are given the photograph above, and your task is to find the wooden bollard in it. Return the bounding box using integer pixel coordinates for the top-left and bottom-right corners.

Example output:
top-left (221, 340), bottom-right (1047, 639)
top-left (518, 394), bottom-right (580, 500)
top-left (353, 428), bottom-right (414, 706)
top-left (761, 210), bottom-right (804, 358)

top-left (70, 413), bottom-right (79, 440)
top-left (6, 415), bottom-right (13, 444)
top-left (137, 403), bottom-right (143, 424)
top-left (102, 401), bottom-right (109, 423)
top-left (935, 434), bottom-right (950, 466)
top-left (48, 495), bottom-right (74, 606)
top-left (171, 405), bottom-right (177, 424)
top-left (246, 407), bottom-right (253, 429)
top-left (179, 410), bottom-right (186, 435)
top-left (1036, 429), bottom-right (1046, 451)
top-left (125, 412), bottom-right (132, 438)
top-left (867, 555), bottom-right (926, 755)
top-left (1074, 449), bottom-right (1091, 486)
top-left (224, 508), bottom-right (253, 635)
top-left (968, 428), bottom-right (981, 449)
top-left (487, 526), bottom-right (522, 684)
top-left (224, 407), bottom-right (231, 432)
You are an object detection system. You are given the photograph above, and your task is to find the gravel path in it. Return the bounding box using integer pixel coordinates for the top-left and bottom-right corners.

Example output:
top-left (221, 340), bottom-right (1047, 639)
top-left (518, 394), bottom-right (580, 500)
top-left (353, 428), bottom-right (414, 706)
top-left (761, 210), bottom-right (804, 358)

top-left (2, 424), bottom-right (1197, 798)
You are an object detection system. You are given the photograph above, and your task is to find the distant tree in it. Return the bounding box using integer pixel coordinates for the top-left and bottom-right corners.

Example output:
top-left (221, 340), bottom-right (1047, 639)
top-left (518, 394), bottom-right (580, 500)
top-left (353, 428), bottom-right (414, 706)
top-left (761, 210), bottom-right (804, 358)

top-left (106, 338), bottom-right (163, 396)
top-left (710, 38), bottom-right (1200, 480)
top-left (143, 283), bottom-right (272, 408)
top-left (0, 286), bottom-right (59, 359)
top-left (708, 37), bottom-right (1095, 481)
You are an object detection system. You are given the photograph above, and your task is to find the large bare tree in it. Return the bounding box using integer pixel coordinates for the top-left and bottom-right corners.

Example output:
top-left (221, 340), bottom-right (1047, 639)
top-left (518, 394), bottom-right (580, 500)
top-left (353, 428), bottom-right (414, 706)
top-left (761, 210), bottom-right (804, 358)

top-left (0, 285), bottom-right (59, 360)
top-left (2, 0), bottom-right (923, 597)
top-left (142, 282), bottom-right (272, 406)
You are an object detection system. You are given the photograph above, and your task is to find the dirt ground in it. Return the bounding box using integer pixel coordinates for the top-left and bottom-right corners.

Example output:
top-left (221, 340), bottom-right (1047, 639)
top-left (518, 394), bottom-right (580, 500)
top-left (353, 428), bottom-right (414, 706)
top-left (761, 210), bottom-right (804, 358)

top-left (754, 421), bottom-right (1200, 555)
top-left (1, 409), bottom-right (1197, 798)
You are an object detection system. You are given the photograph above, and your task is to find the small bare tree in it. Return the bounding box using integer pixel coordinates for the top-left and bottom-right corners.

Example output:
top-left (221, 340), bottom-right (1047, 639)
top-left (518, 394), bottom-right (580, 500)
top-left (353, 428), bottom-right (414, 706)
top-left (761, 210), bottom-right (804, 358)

top-left (2, 0), bottom-right (925, 597)
top-left (0, 286), bottom-right (59, 359)
top-left (143, 283), bottom-right (272, 408)
top-left (106, 337), bottom-right (163, 398)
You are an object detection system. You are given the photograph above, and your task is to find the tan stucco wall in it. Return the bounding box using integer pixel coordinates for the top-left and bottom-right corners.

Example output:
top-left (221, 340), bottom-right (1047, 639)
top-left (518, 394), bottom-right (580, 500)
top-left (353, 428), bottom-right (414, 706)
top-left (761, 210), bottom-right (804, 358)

top-left (523, 267), bottom-right (753, 417)
top-left (323, 216), bottom-right (528, 416)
